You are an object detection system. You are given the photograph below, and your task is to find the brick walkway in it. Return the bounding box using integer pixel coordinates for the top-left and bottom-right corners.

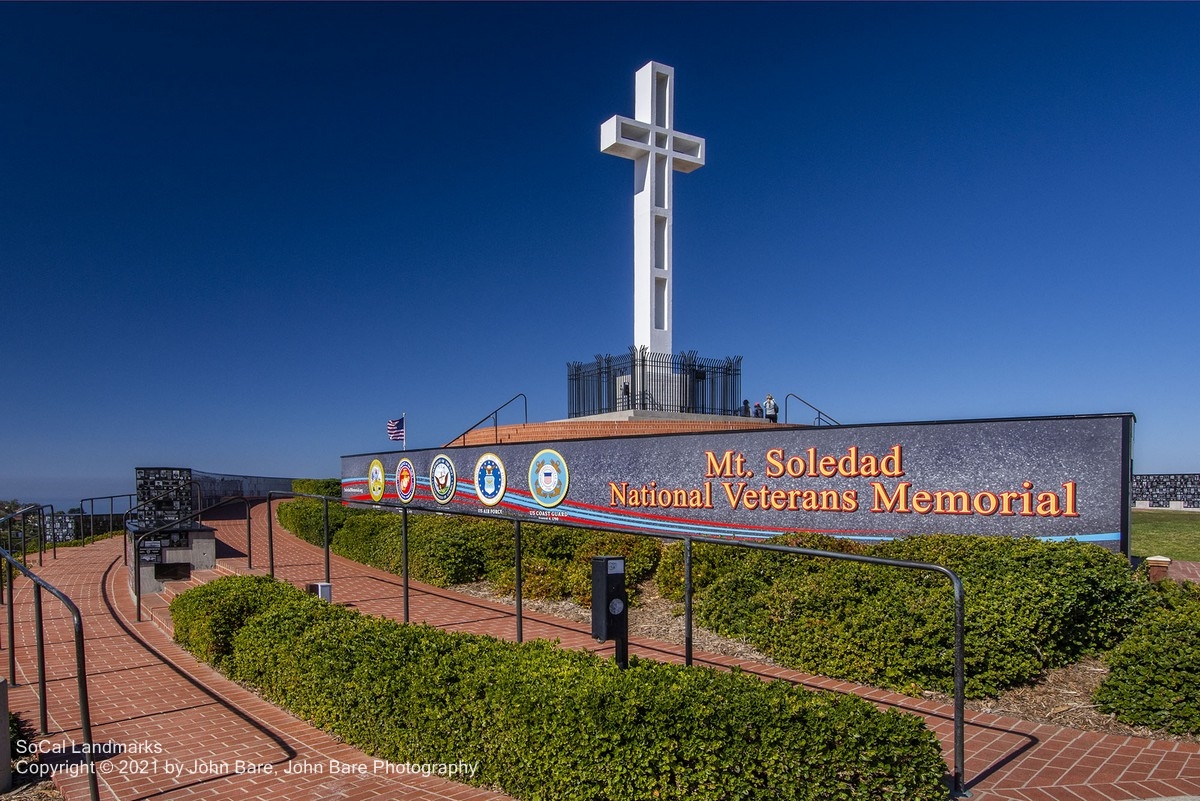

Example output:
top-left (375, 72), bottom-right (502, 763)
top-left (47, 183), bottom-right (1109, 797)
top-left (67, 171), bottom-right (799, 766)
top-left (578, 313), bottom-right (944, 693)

top-left (6, 502), bottom-right (1200, 801)
top-left (3, 531), bottom-right (509, 801)
top-left (1169, 559), bottom-right (1200, 583)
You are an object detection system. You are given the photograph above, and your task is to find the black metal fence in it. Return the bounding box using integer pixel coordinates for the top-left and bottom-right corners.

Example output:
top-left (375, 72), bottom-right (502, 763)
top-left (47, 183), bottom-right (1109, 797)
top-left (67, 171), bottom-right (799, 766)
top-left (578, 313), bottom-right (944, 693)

top-left (0, 506), bottom-right (100, 801)
top-left (567, 348), bottom-right (743, 418)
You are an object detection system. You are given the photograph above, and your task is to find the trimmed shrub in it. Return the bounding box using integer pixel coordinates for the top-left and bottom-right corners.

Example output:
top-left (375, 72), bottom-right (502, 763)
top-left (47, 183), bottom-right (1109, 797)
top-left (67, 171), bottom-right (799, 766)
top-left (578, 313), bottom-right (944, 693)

top-left (283, 505), bottom-right (663, 605)
top-left (331, 512), bottom-right (404, 571)
top-left (1094, 581), bottom-right (1200, 734)
top-left (655, 539), bottom-right (750, 602)
top-left (329, 511), bottom-right (510, 587)
top-left (292, 478), bottom-right (342, 497)
top-left (686, 534), bottom-right (1148, 698)
top-left (408, 516), bottom-right (498, 586)
top-left (276, 478), bottom-right (349, 547)
top-left (655, 532), bottom-right (856, 605)
top-left (273, 501), bottom-right (1153, 700)
top-left (173, 577), bottom-right (950, 800)
top-left (490, 557), bottom-right (576, 600)
top-left (875, 535), bottom-right (1149, 658)
top-left (227, 591), bottom-right (357, 690)
top-left (169, 575), bottom-right (300, 670)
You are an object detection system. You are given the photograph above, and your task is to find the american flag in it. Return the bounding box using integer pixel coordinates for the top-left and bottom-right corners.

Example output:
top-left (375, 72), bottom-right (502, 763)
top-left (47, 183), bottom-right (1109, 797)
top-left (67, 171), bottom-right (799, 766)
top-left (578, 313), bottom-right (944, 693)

top-left (387, 417), bottom-right (405, 443)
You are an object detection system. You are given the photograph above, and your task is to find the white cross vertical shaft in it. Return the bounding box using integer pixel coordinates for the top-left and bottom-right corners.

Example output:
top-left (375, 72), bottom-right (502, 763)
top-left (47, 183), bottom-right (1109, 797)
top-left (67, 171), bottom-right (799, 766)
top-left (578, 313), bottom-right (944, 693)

top-left (601, 62), bottom-right (705, 355)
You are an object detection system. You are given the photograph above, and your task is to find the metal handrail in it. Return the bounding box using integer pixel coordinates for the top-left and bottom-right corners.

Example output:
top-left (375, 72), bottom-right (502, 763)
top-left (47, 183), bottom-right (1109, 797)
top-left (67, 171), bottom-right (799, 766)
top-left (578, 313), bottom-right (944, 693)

top-left (3, 504), bottom-right (59, 566)
top-left (129, 496), bottom-right (251, 622)
top-left (784, 393), bottom-right (841, 426)
top-left (80, 493), bottom-right (136, 544)
top-left (6, 515), bottom-right (20, 569)
top-left (447, 393), bottom-right (529, 447)
top-left (34, 505), bottom-right (57, 563)
top-left (122, 481), bottom-right (202, 565)
top-left (272, 492), bottom-right (968, 795)
top-left (265, 491), bottom-right (336, 582)
top-left (0, 507), bottom-right (100, 801)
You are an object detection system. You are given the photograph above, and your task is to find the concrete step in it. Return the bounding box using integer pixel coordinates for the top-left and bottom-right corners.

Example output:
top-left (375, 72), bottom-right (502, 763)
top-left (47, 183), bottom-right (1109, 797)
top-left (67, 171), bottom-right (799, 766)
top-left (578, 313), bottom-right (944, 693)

top-left (190, 568), bottom-right (223, 584)
top-left (141, 592), bottom-right (175, 639)
top-left (146, 568), bottom-right (237, 640)
top-left (157, 578), bottom-right (197, 602)
top-left (156, 567), bottom-right (222, 599)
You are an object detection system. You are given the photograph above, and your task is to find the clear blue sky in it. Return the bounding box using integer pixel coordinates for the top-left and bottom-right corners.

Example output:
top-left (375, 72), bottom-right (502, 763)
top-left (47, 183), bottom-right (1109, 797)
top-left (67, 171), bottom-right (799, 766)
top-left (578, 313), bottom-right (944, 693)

top-left (2, 3), bottom-right (1197, 512)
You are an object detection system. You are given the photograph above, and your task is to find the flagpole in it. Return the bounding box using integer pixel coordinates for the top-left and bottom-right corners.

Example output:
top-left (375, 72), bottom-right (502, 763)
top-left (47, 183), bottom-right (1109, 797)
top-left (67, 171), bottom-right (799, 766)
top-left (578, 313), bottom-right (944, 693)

top-left (402, 412), bottom-right (406, 451)
top-left (387, 414), bottom-right (408, 449)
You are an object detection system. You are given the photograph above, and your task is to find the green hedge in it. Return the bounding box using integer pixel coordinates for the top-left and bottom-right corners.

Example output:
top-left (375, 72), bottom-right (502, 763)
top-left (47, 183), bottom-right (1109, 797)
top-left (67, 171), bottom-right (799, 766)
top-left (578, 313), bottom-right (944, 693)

top-left (1094, 580), bottom-right (1200, 734)
top-left (275, 495), bottom-right (663, 604)
top-left (490, 529), bottom-right (662, 606)
top-left (275, 494), bottom-right (1156, 701)
top-left (275, 479), bottom-right (348, 547)
top-left (168, 575), bottom-right (301, 671)
top-left (658, 534), bottom-right (1148, 698)
top-left (172, 576), bottom-right (949, 800)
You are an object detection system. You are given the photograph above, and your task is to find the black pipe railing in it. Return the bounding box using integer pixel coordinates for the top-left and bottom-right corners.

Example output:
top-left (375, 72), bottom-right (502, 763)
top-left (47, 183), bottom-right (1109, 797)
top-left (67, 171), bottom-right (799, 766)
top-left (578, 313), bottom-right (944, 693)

top-left (784, 393), bottom-right (840, 426)
top-left (447, 393), bottom-right (529, 447)
top-left (80, 493), bottom-right (136, 544)
top-left (129, 497), bottom-right (251, 622)
top-left (31, 505), bottom-right (59, 563)
top-left (514, 520), bottom-right (523, 642)
top-left (268, 493), bottom-right (968, 795)
top-left (0, 506), bottom-right (100, 801)
top-left (266, 493), bottom-right (521, 635)
top-left (2, 505), bottom-right (64, 566)
top-left (2, 515), bottom-right (18, 604)
top-left (401, 508), bottom-right (410, 622)
top-left (265, 491), bottom-right (337, 583)
top-left (18, 511), bottom-right (30, 567)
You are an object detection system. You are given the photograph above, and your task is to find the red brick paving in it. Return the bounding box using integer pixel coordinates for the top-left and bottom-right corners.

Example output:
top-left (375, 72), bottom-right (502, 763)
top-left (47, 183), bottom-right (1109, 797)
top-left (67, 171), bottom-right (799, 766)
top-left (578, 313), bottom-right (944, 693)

top-left (5, 502), bottom-right (1200, 800)
top-left (1169, 559), bottom-right (1200, 583)
top-left (3, 531), bottom-right (508, 801)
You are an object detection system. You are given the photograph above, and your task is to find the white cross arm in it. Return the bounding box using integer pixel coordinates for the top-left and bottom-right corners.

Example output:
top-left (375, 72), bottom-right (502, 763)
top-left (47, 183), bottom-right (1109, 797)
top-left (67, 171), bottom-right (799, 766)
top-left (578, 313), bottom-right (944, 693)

top-left (601, 115), bottom-right (705, 173)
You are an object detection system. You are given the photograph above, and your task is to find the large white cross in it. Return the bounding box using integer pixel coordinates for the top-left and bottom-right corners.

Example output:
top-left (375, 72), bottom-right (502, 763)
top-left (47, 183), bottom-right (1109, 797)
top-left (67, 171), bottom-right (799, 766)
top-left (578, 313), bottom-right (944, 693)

top-left (601, 61), bottom-right (705, 355)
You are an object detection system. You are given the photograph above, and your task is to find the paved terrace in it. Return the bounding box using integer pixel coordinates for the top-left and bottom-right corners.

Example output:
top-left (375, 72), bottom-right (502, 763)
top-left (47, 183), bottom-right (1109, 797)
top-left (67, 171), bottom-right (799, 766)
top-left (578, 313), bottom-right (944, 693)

top-left (4, 502), bottom-right (1200, 801)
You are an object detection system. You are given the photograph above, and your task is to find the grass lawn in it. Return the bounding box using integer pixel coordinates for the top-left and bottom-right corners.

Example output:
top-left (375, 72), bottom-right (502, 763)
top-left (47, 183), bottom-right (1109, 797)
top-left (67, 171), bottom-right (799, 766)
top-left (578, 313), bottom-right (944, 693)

top-left (1130, 508), bottom-right (1200, 561)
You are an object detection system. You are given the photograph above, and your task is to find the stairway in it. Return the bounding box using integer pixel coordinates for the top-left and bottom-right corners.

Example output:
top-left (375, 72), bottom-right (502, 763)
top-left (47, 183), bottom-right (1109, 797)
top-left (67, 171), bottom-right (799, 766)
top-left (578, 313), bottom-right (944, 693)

top-left (139, 556), bottom-right (269, 638)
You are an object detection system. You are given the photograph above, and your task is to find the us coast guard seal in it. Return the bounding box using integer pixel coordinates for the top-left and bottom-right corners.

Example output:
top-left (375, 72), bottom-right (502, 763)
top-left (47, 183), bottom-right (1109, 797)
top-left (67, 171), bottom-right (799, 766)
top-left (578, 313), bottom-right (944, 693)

top-left (474, 453), bottom-right (506, 507)
top-left (395, 458), bottom-right (416, 504)
top-left (528, 449), bottom-right (569, 508)
top-left (429, 454), bottom-right (457, 505)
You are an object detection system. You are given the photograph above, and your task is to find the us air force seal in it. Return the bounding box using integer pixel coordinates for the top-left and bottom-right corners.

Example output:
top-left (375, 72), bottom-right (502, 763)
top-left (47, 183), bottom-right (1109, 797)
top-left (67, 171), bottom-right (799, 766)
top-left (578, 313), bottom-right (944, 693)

top-left (395, 458), bottom-right (416, 504)
top-left (474, 453), bottom-right (506, 507)
top-left (528, 449), bottom-right (569, 508)
top-left (429, 454), bottom-right (457, 505)
top-left (367, 459), bottom-right (386, 503)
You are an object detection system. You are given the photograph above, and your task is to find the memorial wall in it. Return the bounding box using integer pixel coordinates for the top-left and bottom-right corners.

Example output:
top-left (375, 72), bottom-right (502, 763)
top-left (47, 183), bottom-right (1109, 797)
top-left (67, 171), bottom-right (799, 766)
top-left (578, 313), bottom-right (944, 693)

top-left (343, 413), bottom-right (1134, 554)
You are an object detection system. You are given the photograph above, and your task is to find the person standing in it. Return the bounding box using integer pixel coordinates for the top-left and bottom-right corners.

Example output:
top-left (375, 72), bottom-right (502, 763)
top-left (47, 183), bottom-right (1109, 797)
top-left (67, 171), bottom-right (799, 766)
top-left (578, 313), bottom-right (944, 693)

top-left (763, 394), bottom-right (778, 423)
